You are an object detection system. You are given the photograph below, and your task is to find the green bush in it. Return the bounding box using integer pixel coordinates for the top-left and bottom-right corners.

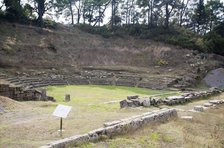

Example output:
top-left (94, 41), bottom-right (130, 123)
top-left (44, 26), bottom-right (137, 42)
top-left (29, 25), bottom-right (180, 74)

top-left (204, 23), bottom-right (224, 56)
top-left (155, 58), bottom-right (169, 66)
top-left (44, 19), bottom-right (57, 29)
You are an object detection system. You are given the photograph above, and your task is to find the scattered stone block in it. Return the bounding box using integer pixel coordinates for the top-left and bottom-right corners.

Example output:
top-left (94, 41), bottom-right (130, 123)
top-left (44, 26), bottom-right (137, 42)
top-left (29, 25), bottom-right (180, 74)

top-left (181, 116), bottom-right (193, 120)
top-left (65, 94), bottom-right (70, 102)
top-left (209, 100), bottom-right (222, 105)
top-left (142, 99), bottom-right (150, 107)
top-left (127, 95), bottom-right (139, 100)
top-left (41, 89), bottom-right (47, 100)
top-left (120, 100), bottom-right (128, 108)
top-left (104, 120), bottom-right (122, 127)
top-left (194, 105), bottom-right (204, 112)
top-left (204, 103), bottom-right (213, 107)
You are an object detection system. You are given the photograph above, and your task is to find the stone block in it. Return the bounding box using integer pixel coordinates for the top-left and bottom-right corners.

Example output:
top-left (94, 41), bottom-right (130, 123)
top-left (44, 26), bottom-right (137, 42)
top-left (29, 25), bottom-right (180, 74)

top-left (142, 99), bottom-right (151, 107)
top-left (127, 95), bottom-right (139, 100)
top-left (204, 103), bottom-right (213, 107)
top-left (120, 100), bottom-right (128, 108)
top-left (194, 105), bottom-right (204, 112)
top-left (209, 100), bottom-right (222, 105)
top-left (65, 94), bottom-right (70, 102)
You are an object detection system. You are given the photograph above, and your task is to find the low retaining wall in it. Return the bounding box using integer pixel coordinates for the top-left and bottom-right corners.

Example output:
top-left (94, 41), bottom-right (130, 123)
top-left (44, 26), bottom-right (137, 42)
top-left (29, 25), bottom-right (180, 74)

top-left (120, 87), bottom-right (224, 108)
top-left (40, 108), bottom-right (177, 148)
top-left (163, 87), bottom-right (224, 106)
top-left (0, 84), bottom-right (54, 101)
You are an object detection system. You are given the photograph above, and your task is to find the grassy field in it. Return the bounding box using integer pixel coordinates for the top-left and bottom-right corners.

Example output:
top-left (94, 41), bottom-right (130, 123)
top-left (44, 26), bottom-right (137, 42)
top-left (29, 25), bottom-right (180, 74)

top-left (1, 85), bottom-right (224, 148)
top-left (0, 85), bottom-right (176, 148)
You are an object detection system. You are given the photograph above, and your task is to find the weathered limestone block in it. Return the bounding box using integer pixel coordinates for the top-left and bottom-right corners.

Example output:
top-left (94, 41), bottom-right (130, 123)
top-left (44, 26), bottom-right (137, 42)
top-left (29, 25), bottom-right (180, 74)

top-left (65, 94), bottom-right (70, 102)
top-left (120, 100), bottom-right (128, 108)
top-left (209, 100), bottom-right (223, 105)
top-left (194, 105), bottom-right (204, 112)
top-left (104, 121), bottom-right (122, 127)
top-left (41, 89), bottom-right (47, 100)
top-left (131, 99), bottom-right (141, 106)
top-left (204, 103), bottom-right (213, 107)
top-left (142, 99), bottom-right (151, 107)
top-left (127, 95), bottom-right (139, 100)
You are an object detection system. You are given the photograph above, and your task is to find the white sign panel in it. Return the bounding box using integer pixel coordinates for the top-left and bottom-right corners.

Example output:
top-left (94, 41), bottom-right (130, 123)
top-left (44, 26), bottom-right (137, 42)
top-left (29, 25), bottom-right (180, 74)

top-left (53, 104), bottom-right (72, 118)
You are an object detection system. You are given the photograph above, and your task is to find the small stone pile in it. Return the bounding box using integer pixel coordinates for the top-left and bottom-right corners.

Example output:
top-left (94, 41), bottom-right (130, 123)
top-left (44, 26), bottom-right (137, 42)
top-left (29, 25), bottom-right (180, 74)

top-left (120, 95), bottom-right (160, 108)
top-left (193, 99), bottom-right (224, 112)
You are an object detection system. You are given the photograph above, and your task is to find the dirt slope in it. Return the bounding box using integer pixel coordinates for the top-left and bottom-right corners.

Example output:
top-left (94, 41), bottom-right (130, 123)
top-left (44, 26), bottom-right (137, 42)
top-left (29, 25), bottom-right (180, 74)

top-left (0, 21), bottom-right (223, 88)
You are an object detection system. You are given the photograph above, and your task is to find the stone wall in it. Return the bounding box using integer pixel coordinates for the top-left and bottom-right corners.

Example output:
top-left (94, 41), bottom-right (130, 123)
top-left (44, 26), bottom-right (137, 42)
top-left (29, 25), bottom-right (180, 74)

top-left (0, 84), bottom-right (54, 101)
top-left (120, 87), bottom-right (224, 108)
top-left (40, 108), bottom-right (177, 148)
top-left (163, 87), bottom-right (223, 106)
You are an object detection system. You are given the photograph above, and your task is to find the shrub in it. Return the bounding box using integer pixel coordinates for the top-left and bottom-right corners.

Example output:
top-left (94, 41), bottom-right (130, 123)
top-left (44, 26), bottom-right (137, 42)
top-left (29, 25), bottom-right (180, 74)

top-left (44, 19), bottom-right (57, 29)
top-left (155, 58), bottom-right (169, 66)
top-left (204, 23), bottom-right (224, 56)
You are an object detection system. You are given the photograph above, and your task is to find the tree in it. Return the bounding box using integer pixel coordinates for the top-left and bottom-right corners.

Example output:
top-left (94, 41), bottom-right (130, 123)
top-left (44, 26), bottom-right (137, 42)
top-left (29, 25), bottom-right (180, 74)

top-left (137, 0), bottom-right (155, 28)
top-left (206, 0), bottom-right (224, 31)
top-left (179, 0), bottom-right (190, 27)
top-left (34, 0), bottom-right (54, 27)
top-left (155, 0), bottom-right (181, 28)
top-left (121, 0), bottom-right (136, 25)
top-left (111, 0), bottom-right (120, 29)
top-left (54, 0), bottom-right (75, 25)
top-left (92, 0), bottom-right (111, 26)
top-left (192, 0), bottom-right (208, 33)
top-left (3, 0), bottom-right (24, 21)
top-left (205, 22), bottom-right (224, 55)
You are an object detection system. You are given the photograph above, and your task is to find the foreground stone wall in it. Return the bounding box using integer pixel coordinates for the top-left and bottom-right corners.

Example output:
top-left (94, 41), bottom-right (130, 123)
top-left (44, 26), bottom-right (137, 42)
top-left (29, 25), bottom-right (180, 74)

top-left (0, 84), bottom-right (54, 101)
top-left (40, 108), bottom-right (177, 148)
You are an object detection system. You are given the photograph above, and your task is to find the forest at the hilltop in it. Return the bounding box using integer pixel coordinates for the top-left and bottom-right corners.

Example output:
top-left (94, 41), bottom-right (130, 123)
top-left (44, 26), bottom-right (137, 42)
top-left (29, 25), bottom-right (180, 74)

top-left (0, 0), bottom-right (224, 55)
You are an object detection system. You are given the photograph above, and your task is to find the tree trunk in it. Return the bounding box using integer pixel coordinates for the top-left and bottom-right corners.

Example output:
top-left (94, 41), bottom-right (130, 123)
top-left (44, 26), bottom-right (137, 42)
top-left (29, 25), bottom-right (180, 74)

top-left (98, 5), bottom-right (101, 26)
top-left (77, 0), bottom-right (81, 24)
top-left (165, 3), bottom-right (169, 28)
top-left (37, 0), bottom-right (45, 27)
top-left (148, 4), bottom-right (150, 29)
top-left (68, 0), bottom-right (74, 25)
top-left (111, 0), bottom-right (114, 29)
top-left (150, 0), bottom-right (153, 27)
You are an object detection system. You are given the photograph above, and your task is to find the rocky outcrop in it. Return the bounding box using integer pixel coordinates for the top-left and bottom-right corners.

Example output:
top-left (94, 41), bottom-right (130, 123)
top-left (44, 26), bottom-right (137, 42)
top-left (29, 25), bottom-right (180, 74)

top-left (203, 68), bottom-right (224, 87)
top-left (40, 108), bottom-right (177, 148)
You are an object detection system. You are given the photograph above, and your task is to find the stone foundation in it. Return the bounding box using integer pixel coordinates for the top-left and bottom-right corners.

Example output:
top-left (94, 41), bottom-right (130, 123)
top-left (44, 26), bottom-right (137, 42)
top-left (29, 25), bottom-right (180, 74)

top-left (0, 83), bottom-right (55, 101)
top-left (120, 87), bottom-right (224, 108)
top-left (163, 87), bottom-right (223, 106)
top-left (40, 108), bottom-right (177, 148)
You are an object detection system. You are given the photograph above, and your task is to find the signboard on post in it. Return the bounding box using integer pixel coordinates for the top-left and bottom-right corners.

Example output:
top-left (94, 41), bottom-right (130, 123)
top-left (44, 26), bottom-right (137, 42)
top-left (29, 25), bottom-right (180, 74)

top-left (53, 104), bottom-right (72, 133)
top-left (53, 104), bottom-right (72, 118)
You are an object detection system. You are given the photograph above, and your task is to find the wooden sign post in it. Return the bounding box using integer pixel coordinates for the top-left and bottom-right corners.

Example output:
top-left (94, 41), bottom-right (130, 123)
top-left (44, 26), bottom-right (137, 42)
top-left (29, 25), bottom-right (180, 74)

top-left (53, 104), bottom-right (72, 134)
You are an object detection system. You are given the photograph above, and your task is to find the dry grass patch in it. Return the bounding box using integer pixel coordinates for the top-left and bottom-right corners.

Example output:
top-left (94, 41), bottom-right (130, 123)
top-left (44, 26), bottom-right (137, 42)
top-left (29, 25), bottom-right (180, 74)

top-left (82, 106), bottom-right (224, 148)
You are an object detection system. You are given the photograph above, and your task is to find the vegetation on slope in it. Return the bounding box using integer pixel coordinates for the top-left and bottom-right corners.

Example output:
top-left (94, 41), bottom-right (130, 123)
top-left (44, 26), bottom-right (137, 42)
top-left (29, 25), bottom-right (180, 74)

top-left (0, 0), bottom-right (224, 55)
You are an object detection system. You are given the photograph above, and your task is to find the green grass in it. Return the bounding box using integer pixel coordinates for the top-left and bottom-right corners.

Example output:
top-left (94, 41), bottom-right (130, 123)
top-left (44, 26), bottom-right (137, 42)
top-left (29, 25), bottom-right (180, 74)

top-left (44, 85), bottom-right (176, 103)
